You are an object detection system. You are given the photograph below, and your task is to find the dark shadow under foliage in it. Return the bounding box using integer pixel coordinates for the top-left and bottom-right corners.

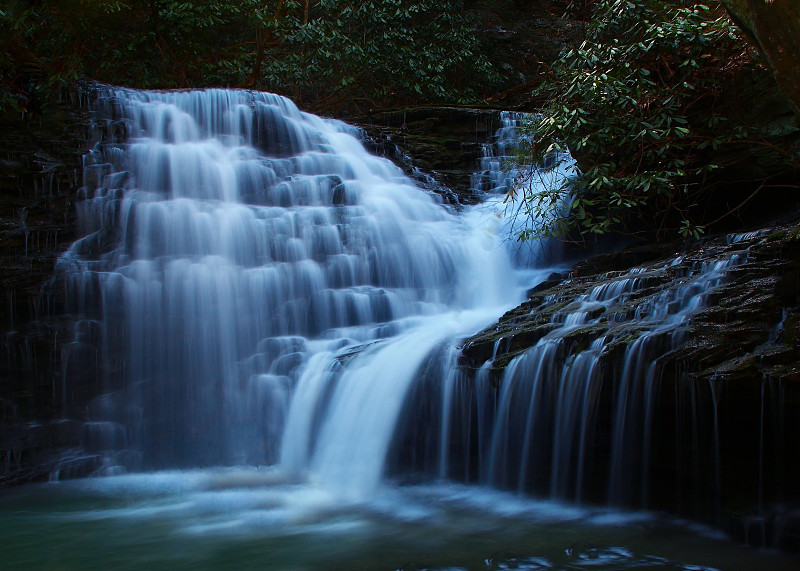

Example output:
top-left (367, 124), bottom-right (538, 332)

top-left (0, 0), bottom-right (503, 116)
top-left (510, 0), bottom-right (800, 243)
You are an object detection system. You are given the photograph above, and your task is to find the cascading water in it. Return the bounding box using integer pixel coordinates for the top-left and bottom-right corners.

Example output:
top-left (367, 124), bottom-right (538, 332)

top-left (57, 90), bottom-right (760, 513)
top-left (452, 251), bottom-right (747, 507)
top-left (471, 111), bottom-right (529, 195)
top-left (3, 86), bottom-right (799, 569)
top-left (56, 86), bottom-right (543, 493)
top-left (419, 227), bottom-right (800, 540)
top-left (471, 111), bottom-right (574, 268)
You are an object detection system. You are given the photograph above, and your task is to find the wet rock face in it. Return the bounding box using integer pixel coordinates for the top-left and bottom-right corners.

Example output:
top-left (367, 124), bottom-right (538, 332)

top-left (460, 240), bottom-right (682, 374)
top-left (0, 88), bottom-right (89, 486)
top-left (0, 94), bottom-right (84, 331)
top-left (357, 107), bottom-right (502, 204)
top-left (462, 226), bottom-right (800, 382)
top-left (459, 222), bottom-right (800, 549)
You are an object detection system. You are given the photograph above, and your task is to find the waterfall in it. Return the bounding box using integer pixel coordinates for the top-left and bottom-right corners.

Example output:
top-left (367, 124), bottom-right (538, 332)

top-left (58, 86), bottom-right (538, 494)
top-left (55, 86), bottom-right (786, 531)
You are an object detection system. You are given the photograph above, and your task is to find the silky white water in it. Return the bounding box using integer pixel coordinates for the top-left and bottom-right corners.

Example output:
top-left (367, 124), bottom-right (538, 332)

top-left (57, 87), bottom-right (558, 492)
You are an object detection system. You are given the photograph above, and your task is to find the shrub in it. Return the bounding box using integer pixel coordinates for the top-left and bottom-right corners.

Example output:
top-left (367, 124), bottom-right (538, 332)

top-left (510, 0), bottom-right (768, 241)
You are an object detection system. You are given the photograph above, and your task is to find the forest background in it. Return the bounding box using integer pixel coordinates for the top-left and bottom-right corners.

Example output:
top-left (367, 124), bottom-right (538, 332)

top-left (1, 0), bottom-right (799, 240)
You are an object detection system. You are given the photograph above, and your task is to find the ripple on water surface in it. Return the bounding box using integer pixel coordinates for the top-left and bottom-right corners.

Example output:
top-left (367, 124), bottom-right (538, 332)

top-left (1, 469), bottom-right (798, 570)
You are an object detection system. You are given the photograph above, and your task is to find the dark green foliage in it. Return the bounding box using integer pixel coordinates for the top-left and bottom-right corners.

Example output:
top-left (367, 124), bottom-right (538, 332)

top-left (511, 0), bottom-right (787, 241)
top-left (0, 0), bottom-right (497, 115)
top-left (262, 0), bottom-right (496, 111)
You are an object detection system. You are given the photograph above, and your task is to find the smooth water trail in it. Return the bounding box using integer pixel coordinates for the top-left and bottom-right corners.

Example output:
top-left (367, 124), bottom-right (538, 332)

top-left (59, 86), bottom-right (535, 495)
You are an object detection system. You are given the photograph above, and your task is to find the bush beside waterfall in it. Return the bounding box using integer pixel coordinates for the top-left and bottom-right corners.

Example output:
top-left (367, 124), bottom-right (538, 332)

top-left (511, 0), bottom-right (800, 242)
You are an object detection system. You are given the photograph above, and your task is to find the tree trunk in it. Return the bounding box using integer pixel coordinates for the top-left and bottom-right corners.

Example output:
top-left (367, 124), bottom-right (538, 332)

top-left (721, 0), bottom-right (800, 119)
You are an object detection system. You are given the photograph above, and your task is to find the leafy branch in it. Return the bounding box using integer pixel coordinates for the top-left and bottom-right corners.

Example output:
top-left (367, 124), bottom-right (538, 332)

top-left (510, 0), bottom-right (792, 242)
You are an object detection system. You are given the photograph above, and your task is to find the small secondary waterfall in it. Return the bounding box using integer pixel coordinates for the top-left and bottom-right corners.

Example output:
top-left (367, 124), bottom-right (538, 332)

top-left (476, 253), bottom-right (743, 505)
top-left (471, 111), bottom-right (573, 267)
top-left (57, 87), bottom-right (537, 495)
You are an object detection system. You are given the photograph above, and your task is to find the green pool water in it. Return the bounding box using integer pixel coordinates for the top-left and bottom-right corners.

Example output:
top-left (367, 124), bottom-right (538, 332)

top-left (1, 468), bottom-right (795, 570)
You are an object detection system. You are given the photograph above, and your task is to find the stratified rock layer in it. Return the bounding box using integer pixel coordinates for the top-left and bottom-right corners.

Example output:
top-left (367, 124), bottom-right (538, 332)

top-left (460, 220), bottom-right (800, 549)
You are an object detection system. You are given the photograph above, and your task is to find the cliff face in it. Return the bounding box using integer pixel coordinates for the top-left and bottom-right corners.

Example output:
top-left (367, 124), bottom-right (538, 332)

top-left (722, 0), bottom-right (800, 119)
top-left (0, 89), bottom-right (89, 485)
top-left (462, 226), bottom-right (800, 382)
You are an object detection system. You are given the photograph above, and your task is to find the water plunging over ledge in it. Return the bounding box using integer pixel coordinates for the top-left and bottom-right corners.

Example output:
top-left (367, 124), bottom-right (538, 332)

top-left (56, 87), bottom-right (550, 486)
top-left (3, 87), bottom-right (799, 568)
